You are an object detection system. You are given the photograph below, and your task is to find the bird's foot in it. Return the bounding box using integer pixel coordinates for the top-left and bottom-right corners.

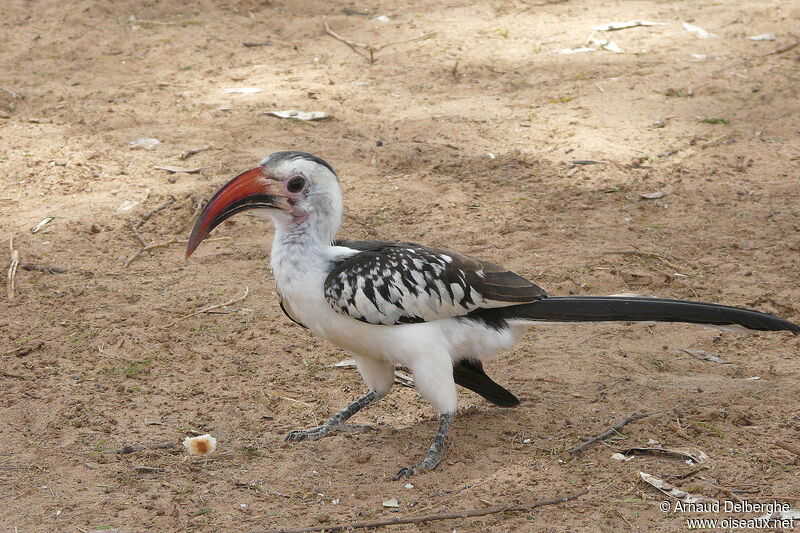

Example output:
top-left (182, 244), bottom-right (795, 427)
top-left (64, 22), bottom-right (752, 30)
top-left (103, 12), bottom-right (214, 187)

top-left (394, 412), bottom-right (453, 479)
top-left (284, 423), bottom-right (375, 442)
top-left (394, 455), bottom-right (439, 480)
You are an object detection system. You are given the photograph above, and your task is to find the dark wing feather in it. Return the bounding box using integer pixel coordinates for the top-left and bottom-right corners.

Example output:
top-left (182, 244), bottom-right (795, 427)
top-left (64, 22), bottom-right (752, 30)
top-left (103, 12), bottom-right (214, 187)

top-left (453, 359), bottom-right (520, 407)
top-left (325, 240), bottom-right (546, 325)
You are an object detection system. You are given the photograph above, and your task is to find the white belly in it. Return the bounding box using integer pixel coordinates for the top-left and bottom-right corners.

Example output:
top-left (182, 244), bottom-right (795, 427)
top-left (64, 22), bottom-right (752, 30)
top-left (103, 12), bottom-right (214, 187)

top-left (279, 277), bottom-right (524, 366)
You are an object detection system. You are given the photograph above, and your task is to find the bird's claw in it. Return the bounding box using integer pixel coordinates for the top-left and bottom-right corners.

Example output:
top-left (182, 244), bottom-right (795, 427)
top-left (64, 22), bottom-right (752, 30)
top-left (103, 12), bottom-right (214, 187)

top-left (394, 463), bottom-right (430, 480)
top-left (284, 426), bottom-right (328, 442)
top-left (284, 423), bottom-right (376, 443)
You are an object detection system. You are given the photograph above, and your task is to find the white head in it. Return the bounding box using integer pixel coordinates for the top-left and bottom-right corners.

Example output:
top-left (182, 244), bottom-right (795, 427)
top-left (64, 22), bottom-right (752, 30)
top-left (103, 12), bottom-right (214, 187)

top-left (186, 151), bottom-right (343, 256)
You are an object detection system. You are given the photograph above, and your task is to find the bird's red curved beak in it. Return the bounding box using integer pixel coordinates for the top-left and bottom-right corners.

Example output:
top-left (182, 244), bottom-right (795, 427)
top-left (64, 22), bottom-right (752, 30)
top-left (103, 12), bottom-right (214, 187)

top-left (185, 167), bottom-right (290, 258)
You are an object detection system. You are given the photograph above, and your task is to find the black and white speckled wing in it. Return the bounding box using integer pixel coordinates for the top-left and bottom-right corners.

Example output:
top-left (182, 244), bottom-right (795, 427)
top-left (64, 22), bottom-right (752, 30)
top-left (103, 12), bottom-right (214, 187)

top-left (323, 240), bottom-right (547, 325)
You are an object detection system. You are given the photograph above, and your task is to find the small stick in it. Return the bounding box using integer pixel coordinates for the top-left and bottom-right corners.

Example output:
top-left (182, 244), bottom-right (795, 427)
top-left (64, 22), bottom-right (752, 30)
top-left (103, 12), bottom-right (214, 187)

top-left (175, 197), bottom-right (207, 235)
top-left (135, 196), bottom-right (176, 228)
top-left (262, 488), bottom-right (589, 533)
top-left (279, 395), bottom-right (315, 407)
top-left (123, 236), bottom-right (228, 268)
top-left (21, 263), bottom-right (93, 275)
top-left (129, 224), bottom-right (148, 247)
top-left (161, 287), bottom-right (250, 329)
top-left (323, 19), bottom-right (435, 64)
top-left (133, 465), bottom-right (165, 473)
top-left (568, 413), bottom-right (651, 453)
top-left (3, 342), bottom-right (42, 357)
top-left (153, 166), bottom-right (204, 174)
top-left (124, 238), bottom-right (181, 268)
top-left (7, 236), bottom-right (19, 300)
top-left (616, 509), bottom-right (635, 530)
top-left (133, 18), bottom-right (182, 26)
top-left (179, 145), bottom-right (212, 160)
top-left (192, 197), bottom-right (205, 219)
top-left (764, 40), bottom-right (799, 56)
top-left (323, 19), bottom-right (371, 61)
top-left (106, 442), bottom-right (177, 454)
top-left (673, 465), bottom-right (709, 480)
top-left (1, 370), bottom-right (26, 379)
top-left (1, 87), bottom-right (24, 99)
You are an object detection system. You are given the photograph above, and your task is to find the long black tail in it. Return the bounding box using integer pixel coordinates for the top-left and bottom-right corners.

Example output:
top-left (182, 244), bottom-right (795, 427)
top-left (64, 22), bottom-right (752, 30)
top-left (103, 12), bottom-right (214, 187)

top-left (489, 296), bottom-right (799, 333)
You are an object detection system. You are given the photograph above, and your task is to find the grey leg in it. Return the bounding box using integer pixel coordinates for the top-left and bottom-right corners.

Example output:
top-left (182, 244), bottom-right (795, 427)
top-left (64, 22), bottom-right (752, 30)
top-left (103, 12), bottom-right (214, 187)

top-left (394, 412), bottom-right (454, 479)
top-left (285, 390), bottom-right (385, 442)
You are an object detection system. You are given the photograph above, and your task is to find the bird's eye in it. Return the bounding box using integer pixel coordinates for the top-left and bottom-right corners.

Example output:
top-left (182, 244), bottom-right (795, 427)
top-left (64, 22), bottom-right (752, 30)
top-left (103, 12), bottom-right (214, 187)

top-left (287, 176), bottom-right (306, 193)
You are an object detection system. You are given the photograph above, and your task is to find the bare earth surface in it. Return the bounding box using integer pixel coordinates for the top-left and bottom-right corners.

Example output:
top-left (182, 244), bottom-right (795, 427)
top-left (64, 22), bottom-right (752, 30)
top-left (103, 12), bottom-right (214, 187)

top-left (2, 1), bottom-right (799, 531)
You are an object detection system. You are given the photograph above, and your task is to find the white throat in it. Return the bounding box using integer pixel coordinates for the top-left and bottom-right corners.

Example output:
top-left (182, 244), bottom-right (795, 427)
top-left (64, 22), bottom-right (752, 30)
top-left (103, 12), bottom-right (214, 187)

top-left (267, 203), bottom-right (342, 293)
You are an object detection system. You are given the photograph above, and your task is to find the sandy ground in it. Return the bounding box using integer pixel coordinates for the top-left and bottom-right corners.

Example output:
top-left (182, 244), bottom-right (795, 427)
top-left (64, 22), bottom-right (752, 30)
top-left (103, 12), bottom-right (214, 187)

top-left (2, 0), bottom-right (799, 531)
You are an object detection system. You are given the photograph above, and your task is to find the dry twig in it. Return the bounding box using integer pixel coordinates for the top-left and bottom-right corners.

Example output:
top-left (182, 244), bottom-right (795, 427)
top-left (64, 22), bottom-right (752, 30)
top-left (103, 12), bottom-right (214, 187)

top-left (106, 442), bottom-right (177, 454)
top-left (191, 197), bottom-right (205, 219)
top-left (21, 263), bottom-right (93, 275)
top-left (1, 87), bottom-right (24, 99)
top-left (764, 40), bottom-right (799, 56)
top-left (179, 145), bottom-right (212, 160)
top-left (7, 236), bottom-right (19, 300)
top-left (3, 342), bottom-right (42, 357)
top-left (153, 166), bottom-right (204, 174)
top-left (262, 488), bottom-right (589, 533)
top-left (123, 237), bottom-right (228, 268)
top-left (568, 413), bottom-right (652, 453)
top-left (135, 196), bottom-right (176, 228)
top-left (323, 19), bottom-right (435, 64)
top-left (715, 38), bottom-right (799, 73)
top-left (133, 465), bottom-right (165, 473)
top-left (129, 224), bottom-right (148, 247)
top-left (161, 287), bottom-right (250, 329)
top-left (124, 238), bottom-right (181, 268)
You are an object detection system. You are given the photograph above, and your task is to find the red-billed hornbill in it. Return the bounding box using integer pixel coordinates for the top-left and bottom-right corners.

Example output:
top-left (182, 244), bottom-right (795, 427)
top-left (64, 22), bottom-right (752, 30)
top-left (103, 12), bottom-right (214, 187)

top-left (186, 151), bottom-right (799, 478)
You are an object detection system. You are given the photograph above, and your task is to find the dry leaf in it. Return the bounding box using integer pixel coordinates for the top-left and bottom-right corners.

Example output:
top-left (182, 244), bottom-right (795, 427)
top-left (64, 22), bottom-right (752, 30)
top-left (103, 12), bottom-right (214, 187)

top-left (640, 191), bottom-right (666, 199)
top-left (382, 498), bottom-right (400, 508)
top-left (264, 110), bottom-right (330, 121)
top-left (620, 447), bottom-right (708, 464)
top-left (129, 138), bottom-right (160, 150)
top-left (116, 200), bottom-right (140, 213)
top-left (639, 471), bottom-right (717, 504)
top-left (611, 452), bottom-right (634, 462)
top-left (31, 217), bottom-right (54, 234)
top-left (683, 23), bottom-right (716, 39)
top-left (586, 35), bottom-right (623, 53)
